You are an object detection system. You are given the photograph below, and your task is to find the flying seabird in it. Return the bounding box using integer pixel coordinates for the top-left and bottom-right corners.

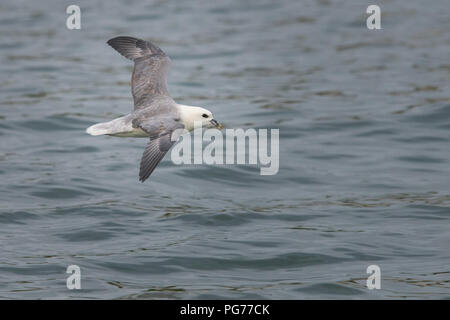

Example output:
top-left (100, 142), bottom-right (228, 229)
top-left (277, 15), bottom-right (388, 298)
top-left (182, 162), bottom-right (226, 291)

top-left (86, 36), bottom-right (222, 182)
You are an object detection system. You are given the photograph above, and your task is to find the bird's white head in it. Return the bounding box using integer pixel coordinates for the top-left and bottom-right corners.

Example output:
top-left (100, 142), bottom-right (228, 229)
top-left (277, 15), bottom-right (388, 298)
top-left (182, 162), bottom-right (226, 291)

top-left (176, 104), bottom-right (222, 131)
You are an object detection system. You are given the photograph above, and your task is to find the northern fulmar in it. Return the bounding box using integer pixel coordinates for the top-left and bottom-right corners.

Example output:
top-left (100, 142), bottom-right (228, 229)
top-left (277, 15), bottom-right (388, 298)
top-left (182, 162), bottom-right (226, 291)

top-left (86, 36), bottom-right (222, 182)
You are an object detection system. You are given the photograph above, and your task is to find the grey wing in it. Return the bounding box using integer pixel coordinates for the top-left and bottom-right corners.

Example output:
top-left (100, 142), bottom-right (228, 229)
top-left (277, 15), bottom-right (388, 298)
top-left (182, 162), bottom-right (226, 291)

top-left (137, 118), bottom-right (184, 182)
top-left (107, 36), bottom-right (172, 110)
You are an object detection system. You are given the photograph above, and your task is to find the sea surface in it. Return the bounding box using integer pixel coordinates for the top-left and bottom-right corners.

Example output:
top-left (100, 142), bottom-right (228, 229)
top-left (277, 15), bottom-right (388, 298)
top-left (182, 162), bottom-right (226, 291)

top-left (0, 0), bottom-right (449, 299)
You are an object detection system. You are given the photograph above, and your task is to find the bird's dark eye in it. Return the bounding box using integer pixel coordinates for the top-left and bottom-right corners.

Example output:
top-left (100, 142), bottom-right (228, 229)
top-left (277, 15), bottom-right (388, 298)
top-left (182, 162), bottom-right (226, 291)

top-left (202, 114), bottom-right (208, 118)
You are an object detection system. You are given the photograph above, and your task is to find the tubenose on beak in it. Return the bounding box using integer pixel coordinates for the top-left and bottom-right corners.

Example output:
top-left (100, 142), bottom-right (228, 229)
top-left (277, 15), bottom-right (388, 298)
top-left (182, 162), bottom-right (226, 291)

top-left (210, 119), bottom-right (222, 130)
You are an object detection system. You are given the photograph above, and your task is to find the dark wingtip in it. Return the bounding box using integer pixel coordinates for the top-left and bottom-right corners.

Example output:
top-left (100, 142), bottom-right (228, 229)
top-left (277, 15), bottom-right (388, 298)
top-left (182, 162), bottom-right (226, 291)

top-left (107, 36), bottom-right (164, 61)
top-left (139, 172), bottom-right (152, 183)
top-left (107, 36), bottom-right (143, 61)
top-left (107, 36), bottom-right (138, 45)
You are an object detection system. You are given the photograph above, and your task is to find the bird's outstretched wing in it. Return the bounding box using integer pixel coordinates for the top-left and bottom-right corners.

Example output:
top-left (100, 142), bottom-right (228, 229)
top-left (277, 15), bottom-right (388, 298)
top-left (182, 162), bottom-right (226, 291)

top-left (107, 36), bottom-right (172, 110)
top-left (137, 117), bottom-right (184, 182)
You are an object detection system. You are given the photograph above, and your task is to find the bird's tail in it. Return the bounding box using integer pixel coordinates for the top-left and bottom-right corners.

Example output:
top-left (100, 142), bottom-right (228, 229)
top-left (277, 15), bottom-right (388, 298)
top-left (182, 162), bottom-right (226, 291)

top-left (86, 122), bottom-right (111, 136)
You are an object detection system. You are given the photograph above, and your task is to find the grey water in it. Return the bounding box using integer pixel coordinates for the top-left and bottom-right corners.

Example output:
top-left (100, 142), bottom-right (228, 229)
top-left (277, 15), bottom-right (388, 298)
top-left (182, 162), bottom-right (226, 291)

top-left (0, 0), bottom-right (449, 299)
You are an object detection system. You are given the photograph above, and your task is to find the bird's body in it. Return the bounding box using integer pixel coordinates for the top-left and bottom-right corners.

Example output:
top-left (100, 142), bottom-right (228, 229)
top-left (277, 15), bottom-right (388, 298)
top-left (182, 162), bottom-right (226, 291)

top-left (86, 104), bottom-right (206, 137)
top-left (86, 36), bottom-right (222, 182)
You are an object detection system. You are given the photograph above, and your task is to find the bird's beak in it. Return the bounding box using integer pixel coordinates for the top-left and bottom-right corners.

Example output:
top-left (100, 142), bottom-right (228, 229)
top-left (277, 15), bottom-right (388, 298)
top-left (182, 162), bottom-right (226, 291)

top-left (210, 119), bottom-right (222, 130)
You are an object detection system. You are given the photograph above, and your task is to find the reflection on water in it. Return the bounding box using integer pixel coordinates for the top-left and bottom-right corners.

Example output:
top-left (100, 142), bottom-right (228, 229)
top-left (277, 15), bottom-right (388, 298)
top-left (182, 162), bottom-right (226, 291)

top-left (0, 0), bottom-right (449, 299)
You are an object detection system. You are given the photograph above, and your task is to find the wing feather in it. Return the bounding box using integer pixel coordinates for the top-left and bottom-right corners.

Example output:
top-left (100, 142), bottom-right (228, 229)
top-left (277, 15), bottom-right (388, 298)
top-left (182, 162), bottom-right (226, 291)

top-left (107, 36), bottom-right (172, 110)
top-left (137, 117), bottom-right (184, 182)
top-left (139, 137), bottom-right (168, 182)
